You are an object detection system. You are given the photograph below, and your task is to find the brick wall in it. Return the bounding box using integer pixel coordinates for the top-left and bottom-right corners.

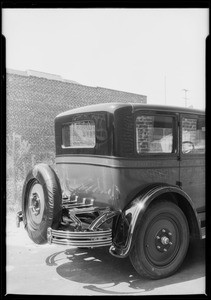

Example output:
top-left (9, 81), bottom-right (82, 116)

top-left (6, 69), bottom-right (147, 210)
top-left (7, 69), bottom-right (147, 160)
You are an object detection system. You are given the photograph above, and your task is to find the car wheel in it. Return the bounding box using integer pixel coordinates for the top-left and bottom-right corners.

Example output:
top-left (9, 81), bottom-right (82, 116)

top-left (129, 201), bottom-right (189, 279)
top-left (22, 163), bottom-right (62, 244)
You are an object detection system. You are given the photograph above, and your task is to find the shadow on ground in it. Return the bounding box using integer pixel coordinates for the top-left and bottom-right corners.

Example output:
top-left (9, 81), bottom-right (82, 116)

top-left (45, 239), bottom-right (205, 295)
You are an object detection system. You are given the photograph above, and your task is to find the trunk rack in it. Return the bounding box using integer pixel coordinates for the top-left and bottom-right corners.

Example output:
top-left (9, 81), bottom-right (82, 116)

top-left (47, 205), bottom-right (119, 247)
top-left (17, 195), bottom-right (120, 248)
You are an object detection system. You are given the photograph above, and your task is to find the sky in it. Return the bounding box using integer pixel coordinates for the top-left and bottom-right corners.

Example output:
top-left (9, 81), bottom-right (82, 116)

top-left (2, 8), bottom-right (209, 109)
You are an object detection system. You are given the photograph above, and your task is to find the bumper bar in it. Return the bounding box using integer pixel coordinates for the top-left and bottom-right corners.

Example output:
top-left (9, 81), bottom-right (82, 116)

top-left (47, 227), bottom-right (112, 247)
top-left (16, 211), bottom-right (23, 227)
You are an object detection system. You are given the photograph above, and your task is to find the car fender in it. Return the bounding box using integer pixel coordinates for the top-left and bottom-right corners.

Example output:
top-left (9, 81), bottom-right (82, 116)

top-left (109, 183), bottom-right (200, 258)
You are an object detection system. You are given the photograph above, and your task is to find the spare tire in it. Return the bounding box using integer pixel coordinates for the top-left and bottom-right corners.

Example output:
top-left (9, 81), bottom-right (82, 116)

top-left (22, 163), bottom-right (62, 244)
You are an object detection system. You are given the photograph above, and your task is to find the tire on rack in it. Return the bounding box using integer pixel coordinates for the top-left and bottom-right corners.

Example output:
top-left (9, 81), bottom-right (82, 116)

top-left (129, 201), bottom-right (189, 279)
top-left (22, 163), bottom-right (62, 244)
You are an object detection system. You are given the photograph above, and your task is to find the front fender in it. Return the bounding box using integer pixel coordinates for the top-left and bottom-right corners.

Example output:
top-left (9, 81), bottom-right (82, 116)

top-left (109, 183), bottom-right (200, 258)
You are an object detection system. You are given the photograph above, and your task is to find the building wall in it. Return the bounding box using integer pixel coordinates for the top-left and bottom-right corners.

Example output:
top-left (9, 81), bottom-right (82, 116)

top-left (6, 69), bottom-right (147, 209)
top-left (6, 69), bottom-right (147, 158)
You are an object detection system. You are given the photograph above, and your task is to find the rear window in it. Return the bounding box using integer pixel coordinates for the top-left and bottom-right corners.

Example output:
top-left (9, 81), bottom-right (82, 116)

top-left (62, 120), bottom-right (96, 148)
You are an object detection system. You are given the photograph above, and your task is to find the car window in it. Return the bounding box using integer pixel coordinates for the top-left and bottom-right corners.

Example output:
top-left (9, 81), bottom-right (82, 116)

top-left (62, 120), bottom-right (96, 148)
top-left (182, 117), bottom-right (205, 154)
top-left (136, 115), bottom-right (174, 154)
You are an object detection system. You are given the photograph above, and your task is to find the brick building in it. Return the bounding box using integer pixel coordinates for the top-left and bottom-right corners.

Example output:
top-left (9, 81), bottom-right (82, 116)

top-left (6, 68), bottom-right (147, 159)
top-left (6, 69), bottom-right (147, 208)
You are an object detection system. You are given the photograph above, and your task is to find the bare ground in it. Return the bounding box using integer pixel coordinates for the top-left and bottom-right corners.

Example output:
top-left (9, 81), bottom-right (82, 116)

top-left (6, 212), bottom-right (206, 296)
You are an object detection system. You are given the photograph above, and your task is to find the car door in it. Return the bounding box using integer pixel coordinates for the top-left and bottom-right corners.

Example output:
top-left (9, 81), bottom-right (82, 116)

top-left (179, 113), bottom-right (205, 224)
top-left (134, 111), bottom-right (180, 188)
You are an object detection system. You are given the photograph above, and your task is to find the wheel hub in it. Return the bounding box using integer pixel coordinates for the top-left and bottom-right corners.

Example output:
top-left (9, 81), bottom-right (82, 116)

top-left (155, 228), bottom-right (173, 253)
top-left (27, 182), bottom-right (45, 225)
top-left (30, 192), bottom-right (41, 216)
top-left (161, 236), bottom-right (170, 245)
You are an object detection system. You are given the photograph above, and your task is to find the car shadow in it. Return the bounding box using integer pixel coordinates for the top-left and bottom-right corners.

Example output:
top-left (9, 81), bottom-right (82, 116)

top-left (45, 239), bottom-right (205, 295)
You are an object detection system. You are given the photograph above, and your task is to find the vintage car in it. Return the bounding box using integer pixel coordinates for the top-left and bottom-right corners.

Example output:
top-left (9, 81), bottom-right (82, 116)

top-left (17, 103), bottom-right (205, 279)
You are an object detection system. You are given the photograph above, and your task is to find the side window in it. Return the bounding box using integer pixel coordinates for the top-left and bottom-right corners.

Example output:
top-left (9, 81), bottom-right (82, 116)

top-left (182, 117), bottom-right (205, 154)
top-left (136, 115), bottom-right (174, 154)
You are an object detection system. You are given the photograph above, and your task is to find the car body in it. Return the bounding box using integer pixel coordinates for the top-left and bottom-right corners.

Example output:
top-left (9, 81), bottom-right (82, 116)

top-left (17, 102), bottom-right (205, 279)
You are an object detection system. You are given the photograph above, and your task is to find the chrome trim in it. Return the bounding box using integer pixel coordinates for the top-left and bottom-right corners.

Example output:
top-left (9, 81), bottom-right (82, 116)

top-left (62, 197), bottom-right (94, 209)
top-left (88, 210), bottom-right (120, 231)
top-left (67, 206), bottom-right (99, 214)
top-left (47, 227), bottom-right (112, 247)
top-left (66, 214), bottom-right (82, 230)
top-left (63, 203), bottom-right (94, 209)
top-left (16, 211), bottom-right (23, 228)
top-left (47, 207), bottom-right (119, 247)
top-left (62, 145), bottom-right (95, 150)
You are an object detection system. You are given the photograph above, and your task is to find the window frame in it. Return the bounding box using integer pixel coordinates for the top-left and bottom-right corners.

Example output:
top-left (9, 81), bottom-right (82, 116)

top-left (134, 110), bottom-right (178, 157)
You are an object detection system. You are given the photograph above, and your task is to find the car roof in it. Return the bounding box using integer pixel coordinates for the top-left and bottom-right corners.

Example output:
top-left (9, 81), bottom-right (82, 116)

top-left (56, 102), bottom-right (205, 118)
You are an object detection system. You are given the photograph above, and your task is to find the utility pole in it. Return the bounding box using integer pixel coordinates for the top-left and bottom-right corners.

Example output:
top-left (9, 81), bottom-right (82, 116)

top-left (182, 89), bottom-right (189, 107)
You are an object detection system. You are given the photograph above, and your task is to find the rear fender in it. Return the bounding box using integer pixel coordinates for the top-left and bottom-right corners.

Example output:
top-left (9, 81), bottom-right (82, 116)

top-left (109, 183), bottom-right (200, 258)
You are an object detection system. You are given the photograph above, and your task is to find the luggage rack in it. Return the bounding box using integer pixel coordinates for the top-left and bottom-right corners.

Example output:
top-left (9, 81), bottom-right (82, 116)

top-left (48, 196), bottom-right (120, 247)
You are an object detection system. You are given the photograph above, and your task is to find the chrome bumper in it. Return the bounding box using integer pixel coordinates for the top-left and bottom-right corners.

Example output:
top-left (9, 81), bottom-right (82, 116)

top-left (17, 197), bottom-right (119, 248)
top-left (47, 227), bottom-right (112, 247)
top-left (46, 205), bottom-right (119, 247)
top-left (16, 211), bottom-right (23, 227)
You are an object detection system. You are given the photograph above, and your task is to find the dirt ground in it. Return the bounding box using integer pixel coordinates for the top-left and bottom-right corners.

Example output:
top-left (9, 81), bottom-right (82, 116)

top-left (6, 213), bottom-right (206, 296)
